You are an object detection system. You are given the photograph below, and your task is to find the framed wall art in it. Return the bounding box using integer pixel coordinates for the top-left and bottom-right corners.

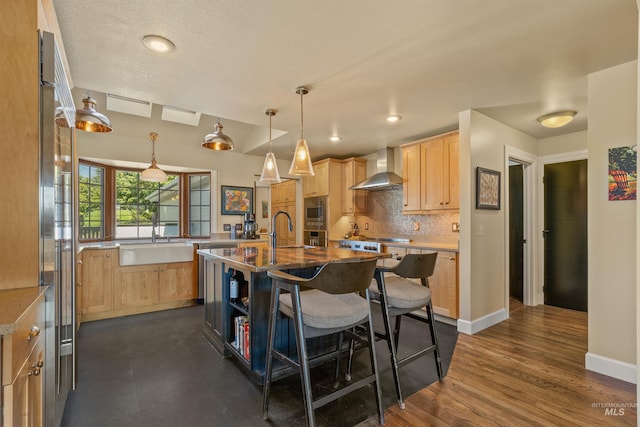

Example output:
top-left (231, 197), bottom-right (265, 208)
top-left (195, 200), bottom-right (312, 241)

top-left (221, 185), bottom-right (253, 215)
top-left (476, 167), bottom-right (501, 210)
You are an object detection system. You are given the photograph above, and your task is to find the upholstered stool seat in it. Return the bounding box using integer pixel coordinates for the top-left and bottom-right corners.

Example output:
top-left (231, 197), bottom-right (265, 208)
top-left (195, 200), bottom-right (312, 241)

top-left (369, 275), bottom-right (431, 311)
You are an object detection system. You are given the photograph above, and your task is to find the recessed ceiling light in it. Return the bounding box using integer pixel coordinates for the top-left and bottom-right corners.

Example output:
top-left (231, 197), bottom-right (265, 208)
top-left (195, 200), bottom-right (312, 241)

top-left (537, 110), bottom-right (576, 128)
top-left (386, 115), bottom-right (402, 123)
top-left (142, 35), bottom-right (175, 53)
top-left (330, 136), bottom-right (342, 142)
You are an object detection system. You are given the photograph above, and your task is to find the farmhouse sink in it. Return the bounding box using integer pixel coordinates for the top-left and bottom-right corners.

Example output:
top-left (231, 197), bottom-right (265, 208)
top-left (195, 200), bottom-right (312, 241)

top-left (119, 242), bottom-right (194, 266)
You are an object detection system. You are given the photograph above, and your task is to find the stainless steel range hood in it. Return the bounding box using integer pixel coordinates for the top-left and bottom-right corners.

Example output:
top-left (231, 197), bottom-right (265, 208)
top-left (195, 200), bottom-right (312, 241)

top-left (349, 148), bottom-right (403, 190)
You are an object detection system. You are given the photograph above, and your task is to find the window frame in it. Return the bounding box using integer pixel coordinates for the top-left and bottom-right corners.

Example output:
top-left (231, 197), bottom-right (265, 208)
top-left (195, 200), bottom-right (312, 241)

top-left (78, 160), bottom-right (211, 242)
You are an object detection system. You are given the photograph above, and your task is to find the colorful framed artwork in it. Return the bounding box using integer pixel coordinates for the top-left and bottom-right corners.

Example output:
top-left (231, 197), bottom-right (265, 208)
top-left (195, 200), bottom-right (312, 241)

top-left (221, 186), bottom-right (253, 215)
top-left (608, 146), bottom-right (637, 201)
top-left (476, 167), bottom-right (501, 210)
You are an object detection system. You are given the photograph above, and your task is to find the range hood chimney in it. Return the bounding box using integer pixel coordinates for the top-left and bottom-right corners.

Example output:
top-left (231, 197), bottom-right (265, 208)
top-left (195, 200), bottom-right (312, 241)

top-left (349, 148), bottom-right (403, 190)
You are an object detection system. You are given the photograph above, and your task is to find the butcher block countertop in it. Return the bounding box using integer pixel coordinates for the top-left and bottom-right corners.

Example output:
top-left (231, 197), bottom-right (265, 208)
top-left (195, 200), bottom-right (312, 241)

top-left (0, 286), bottom-right (47, 336)
top-left (198, 246), bottom-right (390, 273)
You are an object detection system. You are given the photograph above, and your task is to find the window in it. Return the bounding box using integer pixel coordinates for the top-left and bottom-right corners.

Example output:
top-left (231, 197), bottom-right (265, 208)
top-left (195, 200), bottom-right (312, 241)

top-left (78, 160), bottom-right (211, 241)
top-left (78, 163), bottom-right (105, 240)
top-left (115, 171), bottom-right (179, 239)
top-left (189, 174), bottom-right (211, 237)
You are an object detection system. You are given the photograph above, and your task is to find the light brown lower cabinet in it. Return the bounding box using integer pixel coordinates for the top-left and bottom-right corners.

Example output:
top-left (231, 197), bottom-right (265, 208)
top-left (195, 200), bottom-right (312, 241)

top-left (114, 262), bottom-right (194, 309)
top-left (2, 291), bottom-right (46, 427)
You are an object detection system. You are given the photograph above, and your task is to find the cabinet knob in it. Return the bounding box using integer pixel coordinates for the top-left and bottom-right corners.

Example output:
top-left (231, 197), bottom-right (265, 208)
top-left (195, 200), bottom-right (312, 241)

top-left (27, 325), bottom-right (40, 341)
top-left (29, 365), bottom-right (41, 377)
top-left (106, 253), bottom-right (110, 257)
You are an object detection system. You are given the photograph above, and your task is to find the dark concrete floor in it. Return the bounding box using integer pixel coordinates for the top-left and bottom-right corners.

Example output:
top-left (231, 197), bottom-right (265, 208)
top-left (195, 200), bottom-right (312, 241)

top-left (61, 305), bottom-right (457, 427)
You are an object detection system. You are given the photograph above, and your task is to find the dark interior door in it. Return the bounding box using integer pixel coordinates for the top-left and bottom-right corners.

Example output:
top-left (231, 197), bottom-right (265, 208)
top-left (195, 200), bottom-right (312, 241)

top-left (509, 164), bottom-right (524, 302)
top-left (543, 160), bottom-right (588, 312)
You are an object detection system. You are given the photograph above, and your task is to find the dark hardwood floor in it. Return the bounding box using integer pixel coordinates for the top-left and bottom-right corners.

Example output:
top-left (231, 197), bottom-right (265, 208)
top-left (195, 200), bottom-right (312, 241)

top-left (362, 300), bottom-right (637, 426)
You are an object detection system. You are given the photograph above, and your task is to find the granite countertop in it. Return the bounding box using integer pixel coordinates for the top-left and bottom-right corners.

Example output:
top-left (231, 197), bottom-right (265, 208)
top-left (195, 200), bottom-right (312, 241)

top-left (198, 246), bottom-right (390, 273)
top-left (380, 240), bottom-right (458, 251)
top-left (0, 286), bottom-right (47, 336)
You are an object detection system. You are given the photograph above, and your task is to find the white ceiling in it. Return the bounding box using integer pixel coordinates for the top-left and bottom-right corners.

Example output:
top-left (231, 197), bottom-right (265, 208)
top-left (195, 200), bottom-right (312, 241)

top-left (54, 0), bottom-right (638, 161)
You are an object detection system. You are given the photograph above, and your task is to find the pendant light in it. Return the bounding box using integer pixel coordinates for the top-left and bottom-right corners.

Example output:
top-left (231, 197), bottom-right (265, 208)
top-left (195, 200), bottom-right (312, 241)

top-left (202, 120), bottom-right (234, 150)
top-left (75, 94), bottom-right (113, 132)
top-left (259, 109), bottom-right (282, 184)
top-left (141, 132), bottom-right (167, 182)
top-left (288, 87), bottom-right (314, 176)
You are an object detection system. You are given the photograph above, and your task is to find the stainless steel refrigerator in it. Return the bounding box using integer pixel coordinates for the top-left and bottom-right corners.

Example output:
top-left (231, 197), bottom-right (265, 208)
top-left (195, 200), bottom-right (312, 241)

top-left (40, 31), bottom-right (76, 427)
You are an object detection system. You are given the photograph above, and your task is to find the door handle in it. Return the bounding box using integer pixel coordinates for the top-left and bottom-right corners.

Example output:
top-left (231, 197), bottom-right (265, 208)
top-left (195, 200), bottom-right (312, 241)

top-left (542, 229), bottom-right (549, 237)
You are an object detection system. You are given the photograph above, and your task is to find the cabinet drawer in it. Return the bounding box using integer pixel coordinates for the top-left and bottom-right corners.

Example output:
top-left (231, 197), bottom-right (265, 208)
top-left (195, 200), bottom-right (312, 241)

top-left (3, 337), bottom-right (44, 427)
top-left (2, 293), bottom-right (45, 385)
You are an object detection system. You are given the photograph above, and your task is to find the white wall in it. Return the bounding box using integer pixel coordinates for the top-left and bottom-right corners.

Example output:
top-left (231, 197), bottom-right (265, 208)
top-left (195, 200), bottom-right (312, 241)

top-left (458, 110), bottom-right (538, 332)
top-left (586, 60), bottom-right (637, 382)
top-left (538, 131), bottom-right (587, 156)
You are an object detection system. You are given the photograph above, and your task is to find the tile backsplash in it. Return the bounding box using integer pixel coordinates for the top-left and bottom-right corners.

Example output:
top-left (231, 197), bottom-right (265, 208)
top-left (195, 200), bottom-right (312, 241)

top-left (348, 187), bottom-right (459, 241)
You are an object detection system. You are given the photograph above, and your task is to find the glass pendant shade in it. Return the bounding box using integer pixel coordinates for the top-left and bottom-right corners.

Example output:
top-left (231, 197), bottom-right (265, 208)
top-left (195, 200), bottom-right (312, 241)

top-left (288, 138), bottom-right (314, 176)
top-left (288, 87), bottom-right (314, 176)
top-left (259, 109), bottom-right (282, 184)
top-left (202, 121), bottom-right (234, 150)
top-left (75, 95), bottom-right (113, 132)
top-left (141, 132), bottom-right (167, 182)
top-left (259, 152), bottom-right (281, 183)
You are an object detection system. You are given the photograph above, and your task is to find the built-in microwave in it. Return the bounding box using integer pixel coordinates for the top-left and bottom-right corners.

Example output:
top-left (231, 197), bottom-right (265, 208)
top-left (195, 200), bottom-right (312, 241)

top-left (304, 196), bottom-right (327, 230)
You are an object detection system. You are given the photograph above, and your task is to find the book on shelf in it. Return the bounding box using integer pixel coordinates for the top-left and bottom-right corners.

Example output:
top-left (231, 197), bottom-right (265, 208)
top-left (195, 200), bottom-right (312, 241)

top-left (233, 315), bottom-right (250, 361)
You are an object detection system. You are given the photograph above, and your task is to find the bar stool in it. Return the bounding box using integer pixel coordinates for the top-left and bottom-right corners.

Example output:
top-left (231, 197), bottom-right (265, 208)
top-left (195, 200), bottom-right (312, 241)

top-left (356, 252), bottom-right (443, 410)
top-left (262, 259), bottom-right (384, 427)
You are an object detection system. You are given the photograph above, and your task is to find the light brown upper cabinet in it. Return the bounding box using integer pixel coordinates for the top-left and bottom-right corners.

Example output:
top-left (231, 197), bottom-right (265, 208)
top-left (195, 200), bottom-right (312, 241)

top-left (271, 180), bottom-right (297, 246)
top-left (341, 158), bottom-right (367, 214)
top-left (302, 159), bottom-right (331, 197)
top-left (401, 130), bottom-right (459, 213)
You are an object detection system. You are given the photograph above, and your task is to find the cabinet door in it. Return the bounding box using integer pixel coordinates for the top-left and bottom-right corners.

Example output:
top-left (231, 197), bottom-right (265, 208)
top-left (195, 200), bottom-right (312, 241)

top-left (159, 262), bottom-right (195, 302)
top-left (430, 251), bottom-right (458, 319)
top-left (81, 249), bottom-right (114, 314)
top-left (444, 133), bottom-right (459, 210)
top-left (113, 265), bottom-right (159, 308)
top-left (402, 144), bottom-right (421, 211)
top-left (420, 138), bottom-right (445, 210)
top-left (302, 161), bottom-right (329, 197)
top-left (342, 159), bottom-right (367, 214)
top-left (3, 338), bottom-right (44, 427)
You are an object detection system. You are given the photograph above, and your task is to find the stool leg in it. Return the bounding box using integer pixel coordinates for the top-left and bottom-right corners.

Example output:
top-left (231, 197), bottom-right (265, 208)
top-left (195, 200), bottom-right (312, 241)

top-left (333, 332), bottom-right (343, 388)
top-left (291, 286), bottom-right (316, 427)
top-left (426, 301), bottom-right (443, 381)
top-left (262, 286), bottom-right (281, 420)
top-left (393, 315), bottom-right (402, 349)
top-left (376, 271), bottom-right (405, 409)
top-left (345, 329), bottom-right (355, 381)
top-left (365, 291), bottom-right (385, 425)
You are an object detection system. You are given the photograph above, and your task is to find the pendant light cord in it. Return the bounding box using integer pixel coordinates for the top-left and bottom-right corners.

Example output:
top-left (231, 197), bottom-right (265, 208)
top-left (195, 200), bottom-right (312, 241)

top-left (300, 90), bottom-right (304, 140)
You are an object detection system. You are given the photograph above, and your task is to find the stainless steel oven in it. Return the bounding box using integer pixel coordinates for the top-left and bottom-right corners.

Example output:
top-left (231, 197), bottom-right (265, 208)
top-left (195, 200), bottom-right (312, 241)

top-left (304, 196), bottom-right (327, 231)
top-left (304, 230), bottom-right (327, 247)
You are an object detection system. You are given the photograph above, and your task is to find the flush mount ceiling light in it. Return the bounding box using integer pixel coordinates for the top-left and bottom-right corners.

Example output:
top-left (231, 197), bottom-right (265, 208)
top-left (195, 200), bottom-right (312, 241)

top-left (537, 110), bottom-right (577, 128)
top-left (202, 120), bottom-right (234, 150)
top-left (142, 35), bottom-right (175, 53)
top-left (258, 109), bottom-right (282, 184)
top-left (329, 136), bottom-right (342, 142)
top-left (75, 94), bottom-right (112, 132)
top-left (141, 132), bottom-right (167, 182)
top-left (386, 114), bottom-right (402, 123)
top-left (288, 87), bottom-right (315, 176)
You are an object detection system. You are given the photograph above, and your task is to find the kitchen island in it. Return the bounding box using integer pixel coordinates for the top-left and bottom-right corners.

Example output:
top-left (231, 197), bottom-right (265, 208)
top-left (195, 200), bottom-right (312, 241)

top-left (197, 246), bottom-right (388, 384)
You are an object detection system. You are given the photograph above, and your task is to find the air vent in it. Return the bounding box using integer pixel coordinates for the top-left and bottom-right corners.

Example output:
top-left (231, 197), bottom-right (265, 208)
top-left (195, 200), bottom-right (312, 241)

top-left (161, 106), bottom-right (201, 126)
top-left (106, 93), bottom-right (152, 117)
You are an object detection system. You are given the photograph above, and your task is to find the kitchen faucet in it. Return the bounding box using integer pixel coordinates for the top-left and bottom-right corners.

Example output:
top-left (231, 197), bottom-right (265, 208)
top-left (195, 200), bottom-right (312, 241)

top-left (270, 210), bottom-right (293, 249)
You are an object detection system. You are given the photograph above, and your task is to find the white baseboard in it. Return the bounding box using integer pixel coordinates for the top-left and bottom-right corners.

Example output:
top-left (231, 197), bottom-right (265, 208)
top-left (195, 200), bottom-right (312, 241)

top-left (457, 308), bottom-right (508, 335)
top-left (585, 352), bottom-right (637, 384)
